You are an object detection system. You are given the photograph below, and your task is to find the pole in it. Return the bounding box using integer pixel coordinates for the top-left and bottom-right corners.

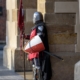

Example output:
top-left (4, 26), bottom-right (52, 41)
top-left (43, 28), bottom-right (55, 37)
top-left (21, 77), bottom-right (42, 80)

top-left (18, 0), bottom-right (26, 79)
top-left (23, 35), bottom-right (26, 80)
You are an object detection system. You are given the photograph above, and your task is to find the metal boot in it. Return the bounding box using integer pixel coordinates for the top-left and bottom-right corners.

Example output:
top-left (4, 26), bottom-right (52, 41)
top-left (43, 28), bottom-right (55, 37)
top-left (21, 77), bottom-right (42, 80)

top-left (33, 66), bottom-right (37, 80)
top-left (36, 69), bottom-right (42, 80)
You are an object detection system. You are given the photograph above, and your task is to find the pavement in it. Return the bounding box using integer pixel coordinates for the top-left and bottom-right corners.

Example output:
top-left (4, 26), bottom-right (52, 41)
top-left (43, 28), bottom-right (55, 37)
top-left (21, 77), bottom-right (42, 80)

top-left (0, 50), bottom-right (24, 80)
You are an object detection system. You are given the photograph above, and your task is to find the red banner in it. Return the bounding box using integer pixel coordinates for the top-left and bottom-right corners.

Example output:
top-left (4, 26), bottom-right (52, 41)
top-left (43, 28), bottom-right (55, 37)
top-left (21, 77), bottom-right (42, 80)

top-left (18, 0), bottom-right (24, 31)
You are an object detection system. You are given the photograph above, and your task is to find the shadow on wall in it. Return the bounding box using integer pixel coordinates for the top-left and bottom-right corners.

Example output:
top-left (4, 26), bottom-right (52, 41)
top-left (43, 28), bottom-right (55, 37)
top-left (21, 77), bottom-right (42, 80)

top-left (0, 0), bottom-right (6, 41)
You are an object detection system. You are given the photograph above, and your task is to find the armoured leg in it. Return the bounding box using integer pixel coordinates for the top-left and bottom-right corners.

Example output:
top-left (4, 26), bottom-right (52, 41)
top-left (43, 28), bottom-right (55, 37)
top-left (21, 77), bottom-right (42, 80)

top-left (32, 58), bottom-right (43, 80)
top-left (36, 69), bottom-right (42, 80)
top-left (33, 68), bottom-right (42, 80)
top-left (32, 66), bottom-right (37, 80)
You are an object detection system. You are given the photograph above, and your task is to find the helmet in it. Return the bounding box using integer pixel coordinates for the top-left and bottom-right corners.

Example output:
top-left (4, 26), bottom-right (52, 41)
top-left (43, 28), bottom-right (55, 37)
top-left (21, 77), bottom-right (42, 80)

top-left (33, 12), bottom-right (43, 24)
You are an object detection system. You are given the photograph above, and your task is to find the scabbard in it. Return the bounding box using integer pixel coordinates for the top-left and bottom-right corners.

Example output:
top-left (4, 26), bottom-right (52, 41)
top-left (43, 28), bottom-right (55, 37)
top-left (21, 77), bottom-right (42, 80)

top-left (44, 51), bottom-right (63, 60)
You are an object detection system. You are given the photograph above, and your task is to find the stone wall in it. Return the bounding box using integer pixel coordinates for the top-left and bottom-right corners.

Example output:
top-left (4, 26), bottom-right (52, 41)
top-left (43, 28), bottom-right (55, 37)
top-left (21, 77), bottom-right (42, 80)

top-left (3, 0), bottom-right (37, 70)
top-left (17, 0), bottom-right (37, 35)
top-left (37, 0), bottom-right (78, 80)
top-left (15, 0), bottom-right (37, 71)
top-left (51, 52), bottom-right (80, 80)
top-left (38, 0), bottom-right (77, 52)
top-left (4, 1), bottom-right (80, 80)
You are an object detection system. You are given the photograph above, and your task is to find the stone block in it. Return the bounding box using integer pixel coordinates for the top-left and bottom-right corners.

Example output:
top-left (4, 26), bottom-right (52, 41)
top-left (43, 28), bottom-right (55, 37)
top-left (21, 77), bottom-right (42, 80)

top-left (47, 24), bottom-right (74, 33)
top-left (49, 44), bottom-right (75, 52)
top-left (56, 0), bottom-right (77, 1)
top-left (42, 0), bottom-right (77, 1)
top-left (38, 0), bottom-right (77, 3)
top-left (25, 9), bottom-right (37, 22)
top-left (54, 2), bottom-right (78, 13)
top-left (48, 33), bottom-right (77, 44)
top-left (6, 0), bottom-right (12, 9)
top-left (6, 21), bottom-right (18, 47)
top-left (37, 0), bottom-right (45, 3)
top-left (23, 0), bottom-right (37, 9)
top-left (12, 9), bottom-right (18, 22)
top-left (17, 0), bottom-right (37, 9)
top-left (16, 0), bottom-right (20, 9)
top-left (37, 2), bottom-right (45, 14)
top-left (24, 22), bottom-right (34, 34)
top-left (37, 1), bottom-right (54, 13)
top-left (12, 0), bottom-right (17, 9)
top-left (17, 34), bottom-right (29, 48)
top-left (45, 1), bottom-right (54, 13)
top-left (51, 52), bottom-right (80, 80)
top-left (15, 49), bottom-right (32, 71)
top-left (3, 46), bottom-right (15, 70)
top-left (45, 13), bottom-right (75, 25)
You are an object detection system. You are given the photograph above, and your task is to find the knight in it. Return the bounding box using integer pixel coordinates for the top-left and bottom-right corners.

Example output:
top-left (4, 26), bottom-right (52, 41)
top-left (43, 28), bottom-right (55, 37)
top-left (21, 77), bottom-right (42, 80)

top-left (24, 12), bottom-right (52, 80)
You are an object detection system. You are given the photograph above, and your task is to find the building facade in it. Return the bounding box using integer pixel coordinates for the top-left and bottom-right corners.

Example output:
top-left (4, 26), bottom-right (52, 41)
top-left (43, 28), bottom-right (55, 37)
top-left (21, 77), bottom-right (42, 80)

top-left (3, 0), bottom-right (80, 80)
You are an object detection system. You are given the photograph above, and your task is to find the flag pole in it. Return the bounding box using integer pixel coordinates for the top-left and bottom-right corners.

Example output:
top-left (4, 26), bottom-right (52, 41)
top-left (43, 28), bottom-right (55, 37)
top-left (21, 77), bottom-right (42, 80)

top-left (23, 35), bottom-right (26, 80)
top-left (18, 0), bottom-right (26, 79)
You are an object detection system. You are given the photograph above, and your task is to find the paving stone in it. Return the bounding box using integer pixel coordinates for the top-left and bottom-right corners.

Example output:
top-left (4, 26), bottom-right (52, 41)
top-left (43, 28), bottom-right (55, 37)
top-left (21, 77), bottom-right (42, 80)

top-left (0, 50), bottom-right (24, 80)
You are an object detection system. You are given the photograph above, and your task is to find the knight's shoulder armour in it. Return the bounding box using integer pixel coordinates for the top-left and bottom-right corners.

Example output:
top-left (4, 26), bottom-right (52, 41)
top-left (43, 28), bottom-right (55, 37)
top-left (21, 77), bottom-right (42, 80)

top-left (37, 25), bottom-right (44, 31)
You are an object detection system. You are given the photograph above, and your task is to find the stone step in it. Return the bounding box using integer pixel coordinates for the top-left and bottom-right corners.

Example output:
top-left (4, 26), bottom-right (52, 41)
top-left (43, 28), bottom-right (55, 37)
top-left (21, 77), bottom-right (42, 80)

top-left (0, 66), bottom-right (24, 80)
top-left (17, 72), bottom-right (33, 80)
top-left (0, 48), bottom-right (24, 80)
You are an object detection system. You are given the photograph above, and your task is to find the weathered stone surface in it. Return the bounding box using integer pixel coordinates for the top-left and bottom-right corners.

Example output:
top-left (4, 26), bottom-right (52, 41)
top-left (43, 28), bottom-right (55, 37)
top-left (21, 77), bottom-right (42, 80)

top-left (49, 44), bottom-right (75, 52)
top-left (40, 0), bottom-right (77, 1)
top-left (24, 22), bottom-right (34, 34)
top-left (15, 49), bottom-right (32, 71)
top-left (12, 9), bottom-right (18, 22)
top-left (45, 13), bottom-right (76, 25)
top-left (25, 9), bottom-right (37, 22)
top-left (37, 0), bottom-right (45, 3)
top-left (51, 52), bottom-right (80, 80)
top-left (17, 72), bottom-right (33, 79)
top-left (56, 0), bottom-right (77, 1)
top-left (47, 24), bottom-right (74, 33)
top-left (18, 22), bottom-right (34, 35)
top-left (54, 2), bottom-right (78, 13)
top-left (17, 0), bottom-right (37, 9)
top-left (45, 1), bottom-right (54, 13)
top-left (48, 33), bottom-right (77, 44)
top-left (37, 2), bottom-right (45, 14)
top-left (11, 0), bottom-right (17, 9)
top-left (23, 0), bottom-right (37, 9)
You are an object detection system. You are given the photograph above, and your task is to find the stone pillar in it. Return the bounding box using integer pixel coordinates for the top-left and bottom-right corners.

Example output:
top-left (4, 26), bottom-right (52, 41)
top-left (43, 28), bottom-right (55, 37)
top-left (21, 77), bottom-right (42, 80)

top-left (75, 0), bottom-right (80, 52)
top-left (3, 0), bottom-right (37, 71)
top-left (3, 0), bottom-right (18, 70)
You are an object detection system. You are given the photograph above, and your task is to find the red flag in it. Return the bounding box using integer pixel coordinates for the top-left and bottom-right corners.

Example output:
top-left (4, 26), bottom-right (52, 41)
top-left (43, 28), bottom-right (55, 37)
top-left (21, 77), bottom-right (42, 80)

top-left (18, 0), bottom-right (24, 55)
top-left (18, 0), bottom-right (24, 31)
